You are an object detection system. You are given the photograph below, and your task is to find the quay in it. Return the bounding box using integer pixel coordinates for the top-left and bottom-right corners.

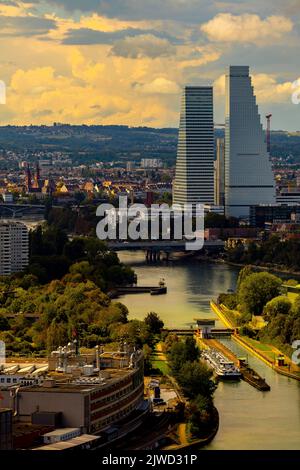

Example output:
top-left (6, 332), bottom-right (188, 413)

top-left (196, 336), bottom-right (270, 391)
top-left (211, 300), bottom-right (300, 382)
top-left (112, 286), bottom-right (167, 296)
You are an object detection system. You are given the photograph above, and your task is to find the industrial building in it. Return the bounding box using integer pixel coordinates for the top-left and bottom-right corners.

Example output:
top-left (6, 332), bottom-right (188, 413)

top-left (0, 343), bottom-right (148, 449)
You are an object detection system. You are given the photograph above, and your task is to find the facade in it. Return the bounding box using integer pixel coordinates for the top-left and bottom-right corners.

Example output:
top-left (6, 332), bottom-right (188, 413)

top-left (0, 220), bottom-right (29, 276)
top-left (0, 408), bottom-right (13, 450)
top-left (173, 86), bottom-right (215, 207)
top-left (2, 193), bottom-right (14, 203)
top-left (225, 66), bottom-right (275, 218)
top-left (250, 204), bottom-right (300, 228)
top-left (214, 138), bottom-right (225, 206)
top-left (276, 190), bottom-right (300, 205)
top-left (0, 345), bottom-right (147, 439)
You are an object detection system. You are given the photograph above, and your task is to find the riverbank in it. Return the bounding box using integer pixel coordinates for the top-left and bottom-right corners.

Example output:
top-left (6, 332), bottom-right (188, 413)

top-left (209, 256), bottom-right (300, 278)
top-left (151, 342), bottom-right (219, 449)
top-left (211, 301), bottom-right (300, 382)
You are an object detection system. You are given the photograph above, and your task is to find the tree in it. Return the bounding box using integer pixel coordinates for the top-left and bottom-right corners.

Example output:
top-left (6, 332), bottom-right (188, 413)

top-left (46, 322), bottom-right (69, 352)
top-left (177, 361), bottom-right (215, 399)
top-left (144, 312), bottom-right (164, 335)
top-left (168, 337), bottom-right (199, 374)
top-left (0, 313), bottom-right (9, 331)
top-left (263, 296), bottom-right (292, 320)
top-left (188, 394), bottom-right (214, 437)
top-left (238, 272), bottom-right (281, 316)
top-left (237, 265), bottom-right (256, 290)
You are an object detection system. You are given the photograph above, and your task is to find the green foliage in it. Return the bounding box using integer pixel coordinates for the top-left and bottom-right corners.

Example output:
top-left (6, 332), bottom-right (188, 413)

top-left (177, 361), bottom-right (215, 400)
top-left (110, 319), bottom-right (152, 348)
top-left (238, 272), bottom-right (281, 316)
top-left (0, 278), bottom-right (130, 354)
top-left (259, 294), bottom-right (300, 355)
top-left (285, 279), bottom-right (299, 287)
top-left (217, 293), bottom-right (238, 310)
top-left (237, 265), bottom-right (256, 290)
top-left (188, 394), bottom-right (214, 438)
top-left (26, 227), bottom-right (134, 288)
top-left (168, 337), bottom-right (199, 375)
top-left (226, 236), bottom-right (300, 271)
top-left (263, 296), bottom-right (292, 319)
top-left (144, 312), bottom-right (164, 335)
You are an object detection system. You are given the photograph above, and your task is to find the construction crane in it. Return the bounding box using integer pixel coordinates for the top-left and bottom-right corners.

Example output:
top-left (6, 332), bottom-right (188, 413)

top-left (266, 114), bottom-right (272, 154)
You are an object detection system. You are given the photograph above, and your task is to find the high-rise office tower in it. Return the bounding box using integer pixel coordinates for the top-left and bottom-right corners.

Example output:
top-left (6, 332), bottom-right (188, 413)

top-left (0, 221), bottom-right (29, 276)
top-left (225, 66), bottom-right (275, 218)
top-left (173, 86), bottom-right (214, 207)
top-left (214, 137), bottom-right (225, 206)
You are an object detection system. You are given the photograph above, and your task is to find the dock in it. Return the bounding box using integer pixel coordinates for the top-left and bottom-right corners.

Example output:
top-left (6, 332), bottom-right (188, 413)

top-left (197, 337), bottom-right (270, 392)
top-left (211, 300), bottom-right (300, 382)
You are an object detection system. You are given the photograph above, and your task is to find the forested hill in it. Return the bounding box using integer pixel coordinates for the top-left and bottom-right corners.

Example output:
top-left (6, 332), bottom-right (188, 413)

top-left (0, 125), bottom-right (299, 165)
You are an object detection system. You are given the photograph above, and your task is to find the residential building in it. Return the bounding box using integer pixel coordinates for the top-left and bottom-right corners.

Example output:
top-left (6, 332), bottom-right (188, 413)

top-left (0, 220), bottom-right (29, 276)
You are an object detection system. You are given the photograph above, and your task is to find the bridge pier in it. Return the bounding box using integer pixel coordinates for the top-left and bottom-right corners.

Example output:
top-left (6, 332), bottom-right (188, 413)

top-left (145, 250), bottom-right (161, 263)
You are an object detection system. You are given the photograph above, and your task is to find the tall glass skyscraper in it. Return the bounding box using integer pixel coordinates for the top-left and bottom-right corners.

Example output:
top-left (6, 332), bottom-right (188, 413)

top-left (173, 86), bottom-right (215, 207)
top-left (225, 66), bottom-right (275, 218)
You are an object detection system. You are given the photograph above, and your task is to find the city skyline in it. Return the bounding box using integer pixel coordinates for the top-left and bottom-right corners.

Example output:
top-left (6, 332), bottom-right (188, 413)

top-left (0, 1), bottom-right (299, 129)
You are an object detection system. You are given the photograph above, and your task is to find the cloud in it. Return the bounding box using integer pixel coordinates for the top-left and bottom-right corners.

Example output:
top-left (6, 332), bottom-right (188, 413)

top-left (213, 72), bottom-right (298, 103)
top-left (111, 34), bottom-right (175, 59)
top-left (177, 45), bottom-right (221, 69)
top-left (62, 27), bottom-right (179, 45)
top-left (201, 13), bottom-right (293, 44)
top-left (134, 77), bottom-right (180, 94)
top-left (20, 0), bottom-right (214, 22)
top-left (0, 15), bottom-right (56, 37)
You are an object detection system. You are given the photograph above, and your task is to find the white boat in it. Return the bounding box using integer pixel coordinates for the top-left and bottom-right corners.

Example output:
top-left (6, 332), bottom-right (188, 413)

top-left (202, 349), bottom-right (241, 380)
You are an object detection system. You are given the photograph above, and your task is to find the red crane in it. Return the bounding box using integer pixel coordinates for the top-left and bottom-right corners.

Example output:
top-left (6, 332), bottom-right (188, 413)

top-left (266, 114), bottom-right (272, 154)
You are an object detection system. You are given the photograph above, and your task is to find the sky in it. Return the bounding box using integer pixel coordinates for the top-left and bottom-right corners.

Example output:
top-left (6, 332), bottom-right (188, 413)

top-left (0, 0), bottom-right (300, 130)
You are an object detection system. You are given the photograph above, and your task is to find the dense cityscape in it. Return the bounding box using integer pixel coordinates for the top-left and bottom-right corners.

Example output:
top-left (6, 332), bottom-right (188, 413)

top-left (0, 0), bottom-right (300, 461)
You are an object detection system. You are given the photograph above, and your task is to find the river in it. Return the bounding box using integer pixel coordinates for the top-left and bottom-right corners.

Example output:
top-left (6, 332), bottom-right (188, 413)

top-left (118, 252), bottom-right (300, 450)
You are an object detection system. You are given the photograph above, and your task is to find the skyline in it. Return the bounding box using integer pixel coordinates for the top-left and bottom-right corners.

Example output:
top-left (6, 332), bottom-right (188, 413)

top-left (0, 1), bottom-right (299, 129)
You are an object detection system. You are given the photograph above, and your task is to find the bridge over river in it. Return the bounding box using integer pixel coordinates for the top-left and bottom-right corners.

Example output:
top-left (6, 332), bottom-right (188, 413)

top-left (108, 240), bottom-right (224, 261)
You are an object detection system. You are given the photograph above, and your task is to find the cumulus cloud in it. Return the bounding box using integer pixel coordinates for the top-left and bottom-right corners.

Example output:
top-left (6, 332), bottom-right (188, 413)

top-left (213, 72), bottom-right (298, 103)
top-left (201, 13), bottom-right (293, 44)
top-left (2, 49), bottom-right (181, 127)
top-left (111, 34), bottom-right (175, 59)
top-left (134, 77), bottom-right (180, 94)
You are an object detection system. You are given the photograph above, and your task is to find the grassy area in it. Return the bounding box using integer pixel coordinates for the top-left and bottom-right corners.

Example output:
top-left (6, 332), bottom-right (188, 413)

top-left (151, 351), bottom-right (170, 375)
top-left (241, 336), bottom-right (277, 361)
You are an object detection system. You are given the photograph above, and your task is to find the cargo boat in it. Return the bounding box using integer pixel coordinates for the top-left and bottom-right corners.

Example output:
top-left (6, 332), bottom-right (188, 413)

top-left (202, 349), bottom-right (241, 380)
top-left (239, 363), bottom-right (270, 391)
